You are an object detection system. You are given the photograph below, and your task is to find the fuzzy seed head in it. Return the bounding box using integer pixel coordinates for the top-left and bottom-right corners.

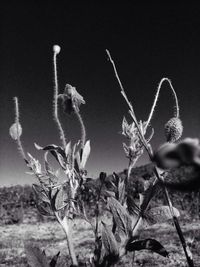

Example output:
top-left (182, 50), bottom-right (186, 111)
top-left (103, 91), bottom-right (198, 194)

top-left (53, 45), bottom-right (61, 54)
top-left (164, 117), bottom-right (183, 143)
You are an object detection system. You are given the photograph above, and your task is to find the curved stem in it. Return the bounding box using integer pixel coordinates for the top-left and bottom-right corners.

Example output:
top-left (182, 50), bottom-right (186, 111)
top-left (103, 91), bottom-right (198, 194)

top-left (13, 97), bottom-right (27, 162)
top-left (53, 50), bottom-right (67, 148)
top-left (146, 78), bottom-right (180, 129)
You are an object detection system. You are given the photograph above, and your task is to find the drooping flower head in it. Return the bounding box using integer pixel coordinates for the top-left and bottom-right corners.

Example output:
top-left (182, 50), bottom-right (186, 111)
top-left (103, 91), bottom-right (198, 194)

top-left (58, 84), bottom-right (85, 114)
top-left (164, 117), bottom-right (183, 143)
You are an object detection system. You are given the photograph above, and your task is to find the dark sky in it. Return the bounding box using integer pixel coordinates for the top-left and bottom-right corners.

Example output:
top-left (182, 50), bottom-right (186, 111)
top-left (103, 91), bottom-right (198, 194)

top-left (1, 2), bottom-right (200, 185)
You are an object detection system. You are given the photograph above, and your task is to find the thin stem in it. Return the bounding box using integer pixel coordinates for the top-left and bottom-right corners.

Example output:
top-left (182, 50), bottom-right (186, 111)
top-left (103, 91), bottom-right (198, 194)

top-left (55, 212), bottom-right (78, 266)
top-left (74, 110), bottom-right (86, 149)
top-left (132, 216), bottom-right (143, 236)
top-left (95, 175), bottom-right (105, 237)
top-left (106, 50), bottom-right (150, 156)
top-left (146, 78), bottom-right (180, 128)
top-left (13, 97), bottom-right (27, 162)
top-left (153, 167), bottom-right (194, 267)
top-left (106, 49), bottom-right (135, 117)
top-left (53, 48), bottom-right (67, 148)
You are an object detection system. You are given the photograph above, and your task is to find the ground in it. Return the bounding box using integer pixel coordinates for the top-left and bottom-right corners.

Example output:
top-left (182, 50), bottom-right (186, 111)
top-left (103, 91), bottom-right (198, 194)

top-left (0, 218), bottom-right (200, 267)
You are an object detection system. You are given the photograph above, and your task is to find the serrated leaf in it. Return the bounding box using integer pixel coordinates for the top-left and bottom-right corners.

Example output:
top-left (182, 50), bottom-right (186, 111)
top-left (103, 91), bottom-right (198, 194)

top-left (108, 197), bottom-right (132, 236)
top-left (101, 222), bottom-right (119, 257)
top-left (80, 140), bottom-right (91, 169)
top-left (9, 122), bottom-right (22, 140)
top-left (126, 238), bottom-right (168, 257)
top-left (24, 244), bottom-right (49, 267)
top-left (49, 251), bottom-right (60, 267)
top-left (145, 206), bottom-right (180, 225)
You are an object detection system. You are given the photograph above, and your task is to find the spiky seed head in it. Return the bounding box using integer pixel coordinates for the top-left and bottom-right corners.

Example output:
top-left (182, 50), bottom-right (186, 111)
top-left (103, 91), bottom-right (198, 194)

top-left (53, 45), bottom-right (61, 54)
top-left (164, 117), bottom-right (183, 143)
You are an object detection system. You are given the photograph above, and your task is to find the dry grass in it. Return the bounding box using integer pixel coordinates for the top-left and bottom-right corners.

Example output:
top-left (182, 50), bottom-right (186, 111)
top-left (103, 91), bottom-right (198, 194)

top-left (0, 218), bottom-right (200, 266)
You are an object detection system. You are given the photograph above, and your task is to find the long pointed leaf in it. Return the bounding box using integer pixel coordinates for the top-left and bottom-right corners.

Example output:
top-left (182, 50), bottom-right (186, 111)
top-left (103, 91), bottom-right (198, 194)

top-left (126, 238), bottom-right (168, 257)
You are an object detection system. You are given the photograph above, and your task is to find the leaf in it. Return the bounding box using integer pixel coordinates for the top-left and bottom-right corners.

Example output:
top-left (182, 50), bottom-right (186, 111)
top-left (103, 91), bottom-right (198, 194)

top-left (35, 143), bottom-right (67, 169)
top-left (80, 140), bottom-right (91, 169)
top-left (118, 178), bottom-right (126, 204)
top-left (108, 197), bottom-right (132, 236)
top-left (126, 238), bottom-right (168, 257)
top-left (127, 194), bottom-right (140, 216)
top-left (44, 152), bottom-right (58, 184)
top-left (145, 206), bottom-right (180, 225)
top-left (101, 221), bottom-right (119, 258)
top-left (36, 201), bottom-right (54, 216)
top-left (54, 188), bottom-right (66, 211)
top-left (32, 184), bottom-right (50, 204)
top-left (112, 172), bottom-right (125, 203)
top-left (49, 251), bottom-right (60, 267)
top-left (51, 186), bottom-right (69, 211)
top-left (27, 153), bottom-right (42, 174)
top-left (140, 180), bottom-right (160, 213)
top-left (65, 142), bottom-right (72, 157)
top-left (9, 122), bottom-right (22, 140)
top-left (24, 244), bottom-right (49, 267)
top-left (101, 190), bottom-right (115, 198)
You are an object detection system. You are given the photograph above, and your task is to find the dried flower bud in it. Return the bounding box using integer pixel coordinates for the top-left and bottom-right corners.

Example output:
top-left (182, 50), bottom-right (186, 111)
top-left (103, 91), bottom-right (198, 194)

top-left (164, 117), bottom-right (183, 143)
top-left (53, 45), bottom-right (61, 54)
top-left (58, 84), bottom-right (85, 114)
top-left (9, 122), bottom-right (22, 140)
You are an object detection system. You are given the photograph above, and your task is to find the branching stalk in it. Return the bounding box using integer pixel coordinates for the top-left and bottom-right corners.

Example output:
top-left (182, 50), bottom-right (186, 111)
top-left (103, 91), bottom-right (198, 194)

top-left (106, 50), bottom-right (194, 267)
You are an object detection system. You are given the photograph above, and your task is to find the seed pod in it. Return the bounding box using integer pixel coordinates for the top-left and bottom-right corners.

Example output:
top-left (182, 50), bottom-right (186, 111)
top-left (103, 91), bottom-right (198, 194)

top-left (9, 122), bottom-right (22, 140)
top-left (164, 117), bottom-right (183, 143)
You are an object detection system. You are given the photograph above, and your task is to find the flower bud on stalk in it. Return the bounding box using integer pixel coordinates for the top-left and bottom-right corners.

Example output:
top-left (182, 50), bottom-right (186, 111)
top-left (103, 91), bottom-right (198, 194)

top-left (53, 45), bottom-right (61, 54)
top-left (164, 117), bottom-right (183, 143)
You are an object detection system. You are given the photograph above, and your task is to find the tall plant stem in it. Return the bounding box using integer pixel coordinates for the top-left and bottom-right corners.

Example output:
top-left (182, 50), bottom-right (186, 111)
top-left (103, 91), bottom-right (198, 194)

top-left (153, 167), bottom-right (194, 267)
top-left (13, 97), bottom-right (27, 162)
top-left (95, 175), bottom-right (104, 237)
top-left (75, 111), bottom-right (86, 149)
top-left (53, 48), bottom-right (67, 148)
top-left (106, 50), bottom-right (194, 267)
top-left (55, 212), bottom-right (78, 266)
